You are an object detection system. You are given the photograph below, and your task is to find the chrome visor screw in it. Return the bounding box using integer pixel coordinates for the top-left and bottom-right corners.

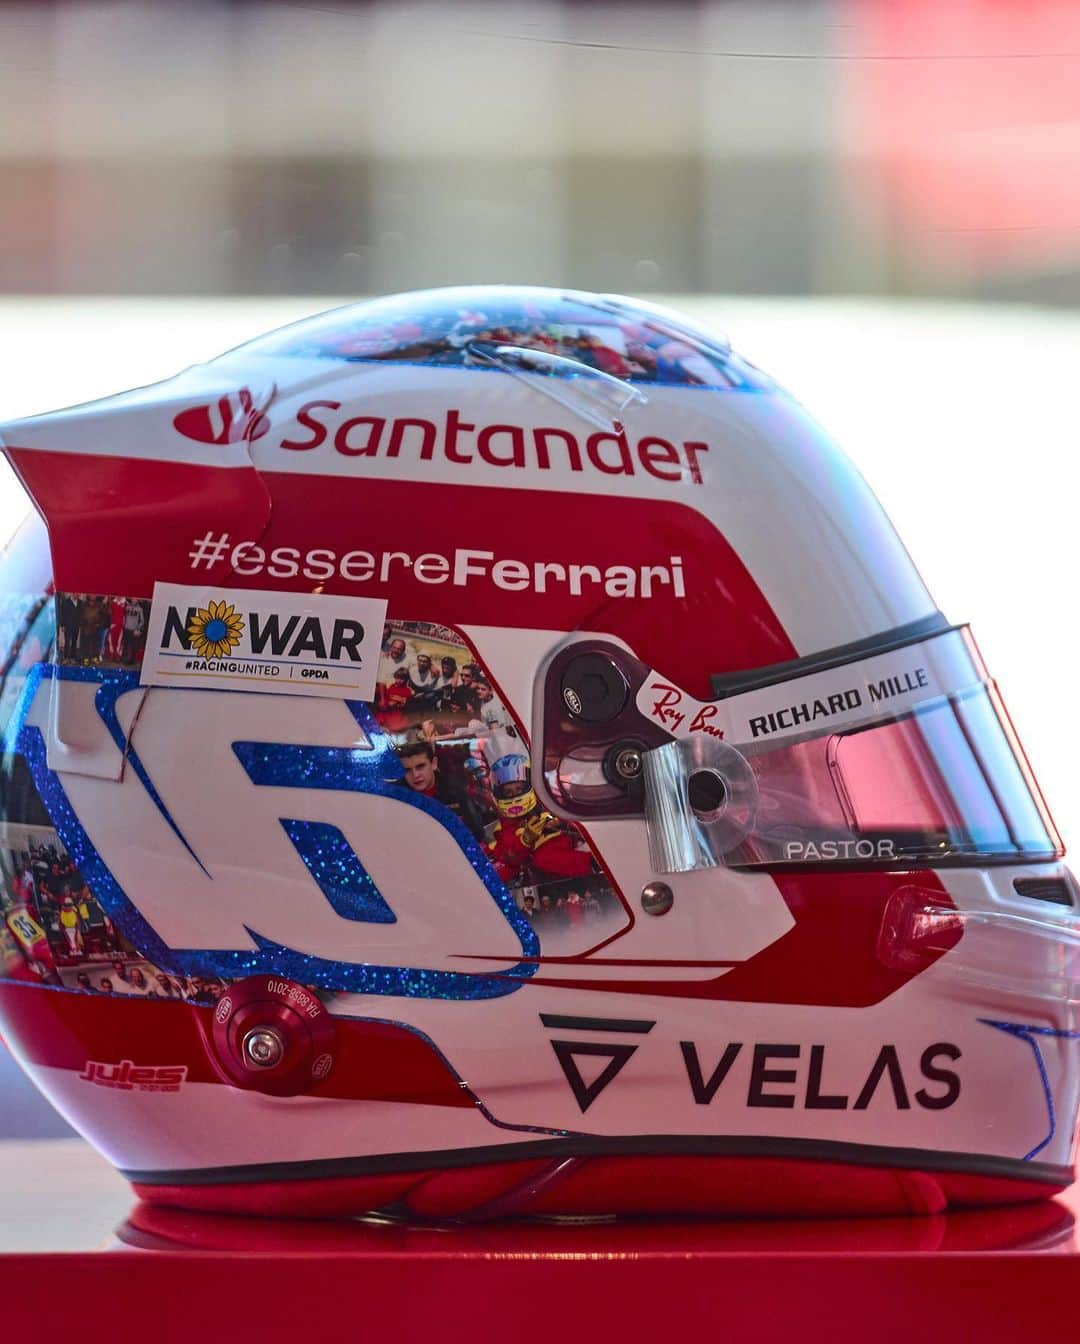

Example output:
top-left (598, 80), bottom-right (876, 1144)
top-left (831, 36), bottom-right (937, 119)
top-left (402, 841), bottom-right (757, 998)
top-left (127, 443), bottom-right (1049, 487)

top-left (640, 881), bottom-right (674, 917)
top-left (241, 1025), bottom-right (286, 1070)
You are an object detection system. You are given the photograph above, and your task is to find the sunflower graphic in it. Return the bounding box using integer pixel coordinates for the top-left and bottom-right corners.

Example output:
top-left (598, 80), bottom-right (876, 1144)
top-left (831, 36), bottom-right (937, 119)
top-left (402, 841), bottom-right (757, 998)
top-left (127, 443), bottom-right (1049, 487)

top-left (187, 600), bottom-right (245, 660)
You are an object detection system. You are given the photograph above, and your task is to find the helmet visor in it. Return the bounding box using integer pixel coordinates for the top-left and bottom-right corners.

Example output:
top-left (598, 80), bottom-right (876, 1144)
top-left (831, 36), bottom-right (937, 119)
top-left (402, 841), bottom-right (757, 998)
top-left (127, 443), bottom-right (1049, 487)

top-left (641, 628), bottom-right (1063, 872)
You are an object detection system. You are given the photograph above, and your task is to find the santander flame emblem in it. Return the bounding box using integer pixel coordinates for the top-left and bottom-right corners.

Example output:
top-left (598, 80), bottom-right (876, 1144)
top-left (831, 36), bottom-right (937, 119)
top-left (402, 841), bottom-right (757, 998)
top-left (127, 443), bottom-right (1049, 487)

top-left (173, 386), bottom-right (274, 445)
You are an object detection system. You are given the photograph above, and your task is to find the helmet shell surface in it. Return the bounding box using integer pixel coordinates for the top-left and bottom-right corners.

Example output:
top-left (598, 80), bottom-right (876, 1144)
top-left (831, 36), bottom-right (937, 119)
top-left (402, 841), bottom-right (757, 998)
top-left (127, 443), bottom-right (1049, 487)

top-left (0, 286), bottom-right (1075, 1220)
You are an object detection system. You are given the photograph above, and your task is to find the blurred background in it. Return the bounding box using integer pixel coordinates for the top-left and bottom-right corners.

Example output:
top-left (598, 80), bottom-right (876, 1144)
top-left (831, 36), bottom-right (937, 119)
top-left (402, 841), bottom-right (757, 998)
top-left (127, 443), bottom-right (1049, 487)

top-left (4, 0), bottom-right (1080, 300)
top-left (1, 0), bottom-right (1079, 1169)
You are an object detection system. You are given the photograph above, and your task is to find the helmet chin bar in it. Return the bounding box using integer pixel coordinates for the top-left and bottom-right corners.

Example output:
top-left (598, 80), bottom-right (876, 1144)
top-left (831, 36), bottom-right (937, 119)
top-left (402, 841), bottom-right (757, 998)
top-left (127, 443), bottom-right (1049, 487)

top-left (539, 626), bottom-right (1064, 875)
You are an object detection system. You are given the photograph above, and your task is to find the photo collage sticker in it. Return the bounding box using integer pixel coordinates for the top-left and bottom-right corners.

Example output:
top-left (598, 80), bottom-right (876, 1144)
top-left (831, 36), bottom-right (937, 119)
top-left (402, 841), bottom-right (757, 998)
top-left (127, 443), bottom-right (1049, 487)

top-left (55, 592), bottom-right (151, 670)
top-left (374, 620), bottom-right (624, 948)
top-left (0, 595), bottom-right (224, 1000)
top-left (0, 599), bottom-right (625, 995)
top-left (0, 754), bottom-right (228, 1003)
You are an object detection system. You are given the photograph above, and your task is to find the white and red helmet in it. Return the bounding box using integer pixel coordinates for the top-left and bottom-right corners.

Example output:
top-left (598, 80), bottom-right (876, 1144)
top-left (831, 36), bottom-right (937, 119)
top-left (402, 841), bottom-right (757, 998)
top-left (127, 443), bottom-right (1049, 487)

top-left (0, 286), bottom-right (1076, 1219)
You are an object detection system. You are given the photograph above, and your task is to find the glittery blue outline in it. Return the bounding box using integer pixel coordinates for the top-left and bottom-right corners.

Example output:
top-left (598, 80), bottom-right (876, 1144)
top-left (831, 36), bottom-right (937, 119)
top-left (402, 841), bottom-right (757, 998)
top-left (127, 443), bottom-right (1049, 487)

top-left (279, 819), bottom-right (396, 924)
top-left (94, 673), bottom-right (209, 874)
top-left (979, 1018), bottom-right (1080, 1160)
top-left (4, 661), bottom-right (56, 756)
top-left (4, 663), bottom-right (207, 873)
top-left (12, 723), bottom-right (187, 976)
top-left (6, 665), bottom-right (537, 1000)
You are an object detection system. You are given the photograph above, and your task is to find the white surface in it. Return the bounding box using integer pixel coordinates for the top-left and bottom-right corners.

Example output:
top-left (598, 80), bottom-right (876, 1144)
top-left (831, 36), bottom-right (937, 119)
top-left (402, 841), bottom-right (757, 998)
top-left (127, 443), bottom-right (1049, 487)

top-left (0, 1138), bottom-right (131, 1248)
top-left (0, 295), bottom-right (1075, 853)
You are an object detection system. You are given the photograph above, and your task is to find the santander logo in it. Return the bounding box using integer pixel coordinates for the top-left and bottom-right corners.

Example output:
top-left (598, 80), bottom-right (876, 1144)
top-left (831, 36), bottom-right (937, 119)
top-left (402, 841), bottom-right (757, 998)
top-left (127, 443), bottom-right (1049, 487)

top-left (173, 386), bottom-right (274, 445)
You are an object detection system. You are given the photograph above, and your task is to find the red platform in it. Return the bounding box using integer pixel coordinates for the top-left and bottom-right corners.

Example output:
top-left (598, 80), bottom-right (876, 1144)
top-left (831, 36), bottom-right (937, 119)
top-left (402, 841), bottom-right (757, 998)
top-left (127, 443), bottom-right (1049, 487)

top-left (3, 1139), bottom-right (1080, 1342)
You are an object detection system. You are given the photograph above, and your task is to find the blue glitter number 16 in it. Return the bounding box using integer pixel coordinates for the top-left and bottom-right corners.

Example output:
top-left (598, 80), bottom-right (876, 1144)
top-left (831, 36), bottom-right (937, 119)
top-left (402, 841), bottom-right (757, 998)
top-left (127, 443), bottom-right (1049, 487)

top-left (11, 669), bottom-right (538, 1001)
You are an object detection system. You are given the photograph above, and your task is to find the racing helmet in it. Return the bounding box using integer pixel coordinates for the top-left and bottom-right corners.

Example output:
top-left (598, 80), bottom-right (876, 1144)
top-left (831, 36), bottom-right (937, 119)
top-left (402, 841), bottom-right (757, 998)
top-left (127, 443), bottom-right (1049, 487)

top-left (0, 286), bottom-right (1076, 1221)
top-left (491, 753), bottom-right (537, 818)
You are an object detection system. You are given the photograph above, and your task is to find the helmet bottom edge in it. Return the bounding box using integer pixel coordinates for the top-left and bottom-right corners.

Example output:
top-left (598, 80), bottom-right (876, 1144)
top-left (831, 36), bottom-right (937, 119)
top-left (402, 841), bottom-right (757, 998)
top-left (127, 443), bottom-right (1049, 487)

top-left (131, 1151), bottom-right (1069, 1221)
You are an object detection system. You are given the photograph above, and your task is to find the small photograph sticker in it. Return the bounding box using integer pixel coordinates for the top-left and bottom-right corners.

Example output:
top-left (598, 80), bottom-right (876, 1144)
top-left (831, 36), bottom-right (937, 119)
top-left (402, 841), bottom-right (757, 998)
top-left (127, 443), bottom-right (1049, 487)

top-left (140, 583), bottom-right (388, 701)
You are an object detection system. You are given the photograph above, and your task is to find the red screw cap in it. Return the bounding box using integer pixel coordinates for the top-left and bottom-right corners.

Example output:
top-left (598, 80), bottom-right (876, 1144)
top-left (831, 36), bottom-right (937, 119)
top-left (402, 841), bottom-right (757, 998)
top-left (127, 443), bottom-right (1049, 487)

top-left (209, 976), bottom-right (336, 1096)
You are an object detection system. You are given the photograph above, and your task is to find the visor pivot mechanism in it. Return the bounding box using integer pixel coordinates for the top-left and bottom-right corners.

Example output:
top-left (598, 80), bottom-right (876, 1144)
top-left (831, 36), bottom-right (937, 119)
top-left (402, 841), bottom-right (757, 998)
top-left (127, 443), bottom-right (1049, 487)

top-left (560, 653), bottom-right (629, 723)
top-left (643, 737), bottom-right (759, 874)
top-left (603, 739), bottom-right (649, 798)
top-left (208, 975), bottom-right (337, 1096)
top-left (612, 745), bottom-right (643, 780)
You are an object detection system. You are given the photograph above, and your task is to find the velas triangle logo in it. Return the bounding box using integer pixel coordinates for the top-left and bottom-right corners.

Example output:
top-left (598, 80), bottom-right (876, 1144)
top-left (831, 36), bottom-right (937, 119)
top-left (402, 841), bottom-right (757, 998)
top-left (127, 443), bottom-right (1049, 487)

top-left (173, 386), bottom-right (274, 445)
top-left (540, 1013), bottom-right (655, 1113)
top-left (550, 1040), bottom-right (640, 1113)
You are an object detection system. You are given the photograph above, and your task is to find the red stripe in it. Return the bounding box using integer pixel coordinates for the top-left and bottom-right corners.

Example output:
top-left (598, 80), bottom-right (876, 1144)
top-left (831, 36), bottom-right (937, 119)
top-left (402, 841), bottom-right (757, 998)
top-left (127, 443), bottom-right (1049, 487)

top-left (6, 454), bottom-right (795, 699)
top-left (0, 981), bottom-right (472, 1107)
top-left (516, 871), bottom-right (960, 1008)
top-left (7, 449), bottom-right (272, 602)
